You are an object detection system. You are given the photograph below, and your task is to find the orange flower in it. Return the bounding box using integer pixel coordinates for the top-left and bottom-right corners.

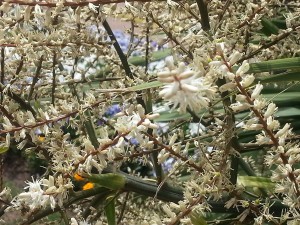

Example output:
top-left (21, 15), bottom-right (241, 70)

top-left (74, 173), bottom-right (85, 181)
top-left (83, 182), bottom-right (94, 190)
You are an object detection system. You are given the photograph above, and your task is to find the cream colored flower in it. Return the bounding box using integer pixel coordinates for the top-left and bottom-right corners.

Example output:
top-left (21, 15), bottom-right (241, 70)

top-left (158, 57), bottom-right (215, 113)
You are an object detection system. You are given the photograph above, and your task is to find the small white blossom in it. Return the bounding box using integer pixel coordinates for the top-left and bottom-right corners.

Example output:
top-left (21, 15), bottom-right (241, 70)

top-left (158, 58), bottom-right (215, 113)
top-left (241, 74), bottom-right (255, 87)
top-left (275, 123), bottom-right (291, 138)
top-left (230, 102), bottom-right (249, 112)
top-left (251, 83), bottom-right (263, 100)
top-left (12, 177), bottom-right (52, 211)
top-left (236, 61), bottom-right (250, 76)
top-left (2, 117), bottom-right (13, 130)
top-left (264, 103), bottom-right (277, 119)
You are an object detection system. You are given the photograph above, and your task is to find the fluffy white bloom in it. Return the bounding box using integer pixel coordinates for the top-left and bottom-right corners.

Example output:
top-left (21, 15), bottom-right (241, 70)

top-left (115, 106), bottom-right (158, 135)
top-left (71, 218), bottom-right (91, 225)
top-left (158, 58), bottom-right (215, 113)
top-left (112, 107), bottom-right (158, 151)
top-left (11, 174), bottom-right (73, 212)
top-left (115, 112), bottom-right (146, 133)
top-left (12, 177), bottom-right (54, 211)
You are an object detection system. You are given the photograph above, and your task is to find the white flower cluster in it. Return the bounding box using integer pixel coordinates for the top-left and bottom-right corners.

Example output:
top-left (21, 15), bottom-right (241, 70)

top-left (158, 57), bottom-right (216, 113)
top-left (11, 175), bottom-right (72, 211)
top-left (114, 104), bottom-right (159, 145)
top-left (77, 105), bottom-right (160, 173)
top-left (210, 43), bottom-right (300, 209)
top-left (0, 0), bottom-right (299, 223)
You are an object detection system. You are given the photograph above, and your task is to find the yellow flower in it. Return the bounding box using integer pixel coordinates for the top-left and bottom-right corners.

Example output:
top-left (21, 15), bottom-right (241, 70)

top-left (38, 134), bottom-right (45, 142)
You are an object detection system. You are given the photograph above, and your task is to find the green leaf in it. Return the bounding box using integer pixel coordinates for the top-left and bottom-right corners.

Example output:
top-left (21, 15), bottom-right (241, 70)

top-left (105, 196), bottom-right (116, 225)
top-left (190, 211), bottom-right (207, 225)
top-left (0, 145), bottom-right (9, 154)
top-left (261, 18), bottom-right (279, 35)
top-left (154, 110), bottom-right (191, 122)
top-left (128, 48), bottom-right (171, 66)
top-left (84, 110), bottom-right (99, 148)
top-left (87, 173), bottom-right (126, 190)
top-left (128, 80), bottom-right (163, 92)
top-left (264, 92), bottom-right (300, 106)
top-left (258, 71), bottom-right (300, 83)
top-left (276, 107), bottom-right (300, 117)
top-left (270, 19), bottom-right (287, 29)
top-left (248, 57), bottom-right (300, 73)
top-left (237, 176), bottom-right (275, 190)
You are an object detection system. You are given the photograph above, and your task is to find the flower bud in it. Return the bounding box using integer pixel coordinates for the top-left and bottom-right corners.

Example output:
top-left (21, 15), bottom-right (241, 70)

top-left (251, 83), bottom-right (263, 99)
top-left (264, 103), bottom-right (277, 119)
top-left (236, 61), bottom-right (250, 76)
top-left (229, 51), bottom-right (242, 65)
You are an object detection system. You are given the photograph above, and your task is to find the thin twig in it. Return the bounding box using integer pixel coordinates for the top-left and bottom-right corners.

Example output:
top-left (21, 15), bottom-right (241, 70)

top-left (237, 7), bottom-right (264, 29)
top-left (145, 17), bottom-right (150, 74)
top-left (237, 25), bottom-right (300, 63)
top-left (178, 2), bottom-right (201, 23)
top-left (28, 56), bottom-right (44, 101)
top-left (214, 0), bottom-right (232, 31)
top-left (0, 84), bottom-right (37, 116)
top-left (0, 8), bottom-right (3, 193)
top-left (51, 52), bottom-right (56, 105)
top-left (0, 47), bottom-right (4, 103)
top-left (0, 41), bottom-right (111, 48)
top-left (168, 196), bottom-right (203, 225)
top-left (149, 13), bottom-right (194, 59)
top-left (216, 78), bottom-right (238, 185)
top-left (126, 19), bottom-right (136, 57)
top-left (143, 132), bottom-right (204, 172)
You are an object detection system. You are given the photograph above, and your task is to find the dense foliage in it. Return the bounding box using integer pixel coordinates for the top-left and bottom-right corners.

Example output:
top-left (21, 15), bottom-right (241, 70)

top-left (0, 0), bottom-right (300, 224)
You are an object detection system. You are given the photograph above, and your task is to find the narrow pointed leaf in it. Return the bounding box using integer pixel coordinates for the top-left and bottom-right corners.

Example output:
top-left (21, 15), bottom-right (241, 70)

top-left (128, 48), bottom-right (171, 66)
top-left (190, 211), bottom-right (207, 225)
top-left (105, 196), bottom-right (116, 225)
top-left (258, 71), bottom-right (300, 83)
top-left (128, 80), bottom-right (163, 91)
top-left (248, 57), bottom-right (300, 73)
top-left (261, 18), bottom-right (279, 35)
top-left (0, 146), bottom-right (9, 154)
top-left (237, 176), bottom-right (275, 190)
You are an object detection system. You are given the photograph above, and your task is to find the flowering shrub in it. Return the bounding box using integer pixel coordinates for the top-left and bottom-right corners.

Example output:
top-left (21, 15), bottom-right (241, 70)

top-left (0, 0), bottom-right (300, 224)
